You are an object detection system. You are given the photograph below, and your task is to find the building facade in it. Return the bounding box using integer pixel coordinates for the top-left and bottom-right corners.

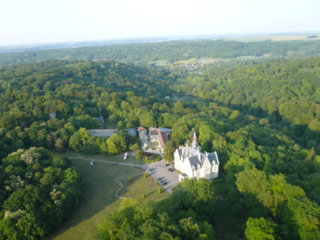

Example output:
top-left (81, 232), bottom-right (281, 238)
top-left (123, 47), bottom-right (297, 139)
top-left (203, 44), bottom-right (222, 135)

top-left (174, 132), bottom-right (219, 181)
top-left (137, 127), bottom-right (171, 151)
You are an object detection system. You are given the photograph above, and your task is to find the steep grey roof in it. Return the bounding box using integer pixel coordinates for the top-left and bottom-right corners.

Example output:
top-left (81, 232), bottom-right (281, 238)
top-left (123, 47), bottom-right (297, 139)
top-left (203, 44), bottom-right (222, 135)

top-left (127, 128), bottom-right (137, 136)
top-left (96, 116), bottom-right (104, 122)
top-left (188, 155), bottom-right (201, 169)
top-left (49, 112), bottom-right (56, 119)
top-left (207, 152), bottom-right (219, 165)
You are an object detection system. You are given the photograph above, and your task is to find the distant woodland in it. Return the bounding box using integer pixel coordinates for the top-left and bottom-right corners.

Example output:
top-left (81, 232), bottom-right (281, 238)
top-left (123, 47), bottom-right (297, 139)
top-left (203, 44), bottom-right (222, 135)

top-left (1, 40), bottom-right (320, 66)
top-left (1, 40), bottom-right (320, 239)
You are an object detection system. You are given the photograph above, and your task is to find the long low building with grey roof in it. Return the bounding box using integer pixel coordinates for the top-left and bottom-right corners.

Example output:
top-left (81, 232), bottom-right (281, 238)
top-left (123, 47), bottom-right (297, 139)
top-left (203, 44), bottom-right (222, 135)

top-left (174, 132), bottom-right (219, 181)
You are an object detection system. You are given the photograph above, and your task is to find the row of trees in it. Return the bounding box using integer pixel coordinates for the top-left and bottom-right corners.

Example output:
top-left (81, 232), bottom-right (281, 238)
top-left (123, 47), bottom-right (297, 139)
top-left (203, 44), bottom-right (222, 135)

top-left (69, 128), bottom-right (140, 155)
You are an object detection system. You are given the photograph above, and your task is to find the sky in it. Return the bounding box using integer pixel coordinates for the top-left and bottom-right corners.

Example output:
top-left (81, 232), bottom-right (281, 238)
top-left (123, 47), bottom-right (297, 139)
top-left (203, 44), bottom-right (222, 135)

top-left (0, 0), bottom-right (319, 46)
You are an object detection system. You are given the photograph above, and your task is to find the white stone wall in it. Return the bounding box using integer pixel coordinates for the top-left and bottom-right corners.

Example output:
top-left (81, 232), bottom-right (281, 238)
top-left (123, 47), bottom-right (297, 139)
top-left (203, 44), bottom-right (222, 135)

top-left (150, 135), bottom-right (158, 142)
top-left (174, 148), bottom-right (219, 181)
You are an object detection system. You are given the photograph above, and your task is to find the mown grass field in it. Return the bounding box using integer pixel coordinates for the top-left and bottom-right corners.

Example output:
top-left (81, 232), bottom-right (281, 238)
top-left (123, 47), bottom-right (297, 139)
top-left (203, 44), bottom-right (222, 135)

top-left (118, 174), bottom-right (169, 200)
top-left (48, 154), bottom-right (167, 240)
top-left (174, 58), bottom-right (198, 64)
top-left (148, 59), bottom-right (168, 66)
top-left (61, 151), bottom-right (145, 165)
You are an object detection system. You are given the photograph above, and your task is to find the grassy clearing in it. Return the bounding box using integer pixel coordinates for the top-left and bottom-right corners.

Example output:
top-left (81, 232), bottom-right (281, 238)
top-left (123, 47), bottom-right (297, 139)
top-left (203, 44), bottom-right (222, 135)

top-left (48, 153), bottom-right (167, 240)
top-left (213, 55), bottom-right (268, 62)
top-left (174, 58), bottom-right (198, 64)
top-left (148, 59), bottom-right (168, 66)
top-left (118, 174), bottom-right (169, 200)
top-left (48, 158), bottom-right (143, 240)
top-left (61, 150), bottom-right (145, 165)
top-left (199, 57), bottom-right (216, 63)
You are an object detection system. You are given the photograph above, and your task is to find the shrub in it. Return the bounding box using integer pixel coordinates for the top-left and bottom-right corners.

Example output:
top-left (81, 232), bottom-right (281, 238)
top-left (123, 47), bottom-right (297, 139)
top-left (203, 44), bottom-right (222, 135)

top-left (136, 150), bottom-right (144, 158)
top-left (128, 177), bottom-right (132, 182)
top-left (158, 189), bottom-right (162, 194)
top-left (142, 194), bottom-right (146, 198)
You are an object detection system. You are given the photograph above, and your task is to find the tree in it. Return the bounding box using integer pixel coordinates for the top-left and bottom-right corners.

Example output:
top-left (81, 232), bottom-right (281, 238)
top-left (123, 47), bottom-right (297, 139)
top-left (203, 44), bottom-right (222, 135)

top-left (245, 217), bottom-right (277, 240)
top-left (285, 197), bottom-right (320, 240)
top-left (106, 133), bottom-right (127, 154)
top-left (171, 178), bottom-right (215, 216)
top-left (235, 168), bottom-right (269, 195)
top-left (129, 143), bottom-right (140, 151)
top-left (0, 147), bottom-right (82, 239)
top-left (164, 139), bottom-right (177, 161)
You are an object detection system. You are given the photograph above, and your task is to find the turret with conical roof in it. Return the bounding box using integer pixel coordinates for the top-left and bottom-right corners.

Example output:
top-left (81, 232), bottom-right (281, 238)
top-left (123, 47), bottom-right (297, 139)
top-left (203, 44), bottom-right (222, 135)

top-left (192, 131), bottom-right (199, 149)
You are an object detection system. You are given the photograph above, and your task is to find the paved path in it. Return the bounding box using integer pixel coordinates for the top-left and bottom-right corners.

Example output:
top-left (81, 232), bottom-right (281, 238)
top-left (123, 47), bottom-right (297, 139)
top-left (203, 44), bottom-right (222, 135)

top-left (115, 172), bottom-right (145, 199)
top-left (68, 156), bottom-right (179, 194)
top-left (68, 157), bottom-right (147, 169)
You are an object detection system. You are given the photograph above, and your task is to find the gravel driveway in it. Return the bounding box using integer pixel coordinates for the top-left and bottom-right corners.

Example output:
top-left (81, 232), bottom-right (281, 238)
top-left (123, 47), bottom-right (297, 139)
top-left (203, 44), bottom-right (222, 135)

top-left (145, 159), bottom-right (179, 194)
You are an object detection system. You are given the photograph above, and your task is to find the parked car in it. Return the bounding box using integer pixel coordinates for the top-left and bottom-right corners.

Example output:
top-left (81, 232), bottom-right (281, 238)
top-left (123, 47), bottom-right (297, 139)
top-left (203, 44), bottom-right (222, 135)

top-left (168, 168), bottom-right (174, 172)
top-left (161, 182), bottom-right (167, 186)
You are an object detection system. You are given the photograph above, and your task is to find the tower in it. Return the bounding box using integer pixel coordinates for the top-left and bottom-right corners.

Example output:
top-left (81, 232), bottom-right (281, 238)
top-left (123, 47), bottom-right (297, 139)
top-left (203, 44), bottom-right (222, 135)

top-left (192, 131), bottom-right (198, 149)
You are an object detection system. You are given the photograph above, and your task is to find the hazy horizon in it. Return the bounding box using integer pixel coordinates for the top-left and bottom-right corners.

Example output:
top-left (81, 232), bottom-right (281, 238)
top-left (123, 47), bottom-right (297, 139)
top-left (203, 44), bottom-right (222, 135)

top-left (1, 0), bottom-right (319, 46)
top-left (1, 31), bottom-right (320, 48)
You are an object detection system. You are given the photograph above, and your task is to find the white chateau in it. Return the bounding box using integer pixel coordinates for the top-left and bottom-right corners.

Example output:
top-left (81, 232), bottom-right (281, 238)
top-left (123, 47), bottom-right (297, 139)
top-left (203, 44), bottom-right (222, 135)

top-left (174, 132), bottom-right (219, 181)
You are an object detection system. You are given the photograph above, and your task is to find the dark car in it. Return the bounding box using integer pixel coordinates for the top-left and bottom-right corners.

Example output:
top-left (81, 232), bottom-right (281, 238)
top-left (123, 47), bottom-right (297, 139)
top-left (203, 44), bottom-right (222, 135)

top-left (161, 181), bottom-right (167, 186)
top-left (168, 168), bottom-right (174, 172)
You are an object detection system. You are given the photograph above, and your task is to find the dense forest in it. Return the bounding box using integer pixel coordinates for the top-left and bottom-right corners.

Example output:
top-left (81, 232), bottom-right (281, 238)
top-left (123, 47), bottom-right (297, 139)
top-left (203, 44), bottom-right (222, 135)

top-left (0, 147), bottom-right (82, 239)
top-left (1, 40), bottom-right (320, 239)
top-left (173, 57), bottom-right (320, 149)
top-left (1, 40), bottom-right (320, 66)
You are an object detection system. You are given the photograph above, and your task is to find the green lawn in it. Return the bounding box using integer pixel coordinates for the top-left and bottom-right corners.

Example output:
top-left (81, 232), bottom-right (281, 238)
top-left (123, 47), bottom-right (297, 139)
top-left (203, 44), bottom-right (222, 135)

top-left (61, 150), bottom-right (145, 165)
top-left (174, 58), bottom-right (198, 64)
top-left (148, 59), bottom-right (169, 66)
top-left (47, 154), bottom-right (167, 240)
top-left (118, 174), bottom-right (169, 201)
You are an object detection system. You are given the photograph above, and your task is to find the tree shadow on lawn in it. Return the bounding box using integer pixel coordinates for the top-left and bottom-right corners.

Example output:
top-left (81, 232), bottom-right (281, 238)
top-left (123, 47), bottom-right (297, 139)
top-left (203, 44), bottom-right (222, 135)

top-left (117, 174), bottom-right (162, 198)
